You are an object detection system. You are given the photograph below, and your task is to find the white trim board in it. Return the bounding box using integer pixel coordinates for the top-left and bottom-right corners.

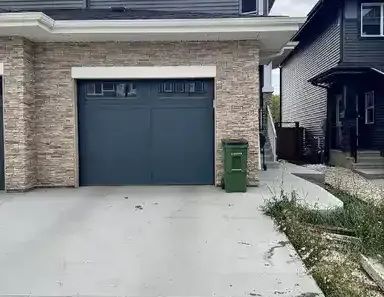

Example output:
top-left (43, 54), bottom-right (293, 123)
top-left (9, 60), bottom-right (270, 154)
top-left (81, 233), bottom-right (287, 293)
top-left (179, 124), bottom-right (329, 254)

top-left (0, 63), bottom-right (3, 76)
top-left (0, 12), bottom-right (305, 45)
top-left (71, 66), bottom-right (217, 79)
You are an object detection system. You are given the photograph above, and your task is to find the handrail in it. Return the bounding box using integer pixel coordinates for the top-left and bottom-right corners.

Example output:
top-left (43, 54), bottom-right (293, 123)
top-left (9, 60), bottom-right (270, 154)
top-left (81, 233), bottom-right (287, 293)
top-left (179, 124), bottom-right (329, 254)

top-left (267, 106), bottom-right (277, 136)
top-left (266, 105), bottom-right (277, 162)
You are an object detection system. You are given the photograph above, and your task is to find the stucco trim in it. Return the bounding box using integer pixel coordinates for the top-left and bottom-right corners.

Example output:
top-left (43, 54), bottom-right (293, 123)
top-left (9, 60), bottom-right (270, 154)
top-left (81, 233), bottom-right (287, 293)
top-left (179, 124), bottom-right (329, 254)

top-left (71, 66), bottom-right (217, 79)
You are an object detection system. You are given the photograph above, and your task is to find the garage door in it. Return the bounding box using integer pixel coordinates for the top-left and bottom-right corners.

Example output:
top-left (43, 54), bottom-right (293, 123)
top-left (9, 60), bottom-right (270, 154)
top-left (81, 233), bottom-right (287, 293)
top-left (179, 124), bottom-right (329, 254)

top-left (78, 79), bottom-right (214, 186)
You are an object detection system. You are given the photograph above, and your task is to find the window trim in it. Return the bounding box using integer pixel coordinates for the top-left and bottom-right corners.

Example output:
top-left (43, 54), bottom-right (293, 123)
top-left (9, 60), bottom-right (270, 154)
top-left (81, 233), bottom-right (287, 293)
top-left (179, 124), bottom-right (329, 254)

top-left (240, 0), bottom-right (258, 15)
top-left (365, 91), bottom-right (375, 125)
top-left (361, 2), bottom-right (384, 37)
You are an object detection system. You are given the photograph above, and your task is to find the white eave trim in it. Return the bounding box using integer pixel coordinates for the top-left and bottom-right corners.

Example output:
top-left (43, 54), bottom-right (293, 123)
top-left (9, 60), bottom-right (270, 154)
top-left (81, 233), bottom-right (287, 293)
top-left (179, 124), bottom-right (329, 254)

top-left (55, 17), bottom-right (302, 33)
top-left (71, 66), bottom-right (217, 79)
top-left (0, 12), bottom-right (54, 30)
top-left (0, 12), bottom-right (305, 39)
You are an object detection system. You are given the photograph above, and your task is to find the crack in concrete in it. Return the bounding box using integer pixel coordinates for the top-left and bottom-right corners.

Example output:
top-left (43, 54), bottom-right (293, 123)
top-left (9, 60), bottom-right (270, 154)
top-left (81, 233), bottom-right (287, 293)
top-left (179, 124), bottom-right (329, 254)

top-left (295, 293), bottom-right (321, 297)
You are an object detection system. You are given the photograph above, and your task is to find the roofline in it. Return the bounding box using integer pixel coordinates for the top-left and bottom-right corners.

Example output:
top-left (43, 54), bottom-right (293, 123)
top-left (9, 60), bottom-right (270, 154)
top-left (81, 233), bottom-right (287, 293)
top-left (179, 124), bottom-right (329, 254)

top-left (308, 66), bottom-right (384, 88)
top-left (270, 41), bottom-right (298, 68)
top-left (0, 12), bottom-right (305, 29)
top-left (269, 0), bottom-right (276, 10)
top-left (0, 12), bottom-right (305, 42)
top-left (290, 0), bottom-right (323, 41)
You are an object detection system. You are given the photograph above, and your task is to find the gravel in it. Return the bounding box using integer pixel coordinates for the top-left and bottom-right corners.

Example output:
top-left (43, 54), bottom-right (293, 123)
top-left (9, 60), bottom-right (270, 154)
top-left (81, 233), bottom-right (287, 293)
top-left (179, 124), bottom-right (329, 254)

top-left (325, 167), bottom-right (384, 204)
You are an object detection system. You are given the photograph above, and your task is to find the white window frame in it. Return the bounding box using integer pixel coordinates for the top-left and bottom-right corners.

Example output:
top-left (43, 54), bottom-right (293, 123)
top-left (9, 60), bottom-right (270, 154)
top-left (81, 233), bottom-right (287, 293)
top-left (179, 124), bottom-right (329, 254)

top-left (365, 91), bottom-right (375, 125)
top-left (240, 0), bottom-right (259, 15)
top-left (361, 3), bottom-right (384, 37)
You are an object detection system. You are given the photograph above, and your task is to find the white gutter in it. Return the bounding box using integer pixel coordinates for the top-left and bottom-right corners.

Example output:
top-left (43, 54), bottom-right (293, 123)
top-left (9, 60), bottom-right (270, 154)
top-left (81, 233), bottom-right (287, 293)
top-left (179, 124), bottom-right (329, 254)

top-left (372, 67), bottom-right (384, 76)
top-left (0, 12), bottom-right (304, 35)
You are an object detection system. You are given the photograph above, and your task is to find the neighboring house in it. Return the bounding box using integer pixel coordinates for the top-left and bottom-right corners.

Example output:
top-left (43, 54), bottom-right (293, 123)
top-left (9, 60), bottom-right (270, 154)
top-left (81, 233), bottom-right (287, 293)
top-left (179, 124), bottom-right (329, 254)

top-left (280, 0), bottom-right (384, 174)
top-left (0, 0), bottom-right (303, 191)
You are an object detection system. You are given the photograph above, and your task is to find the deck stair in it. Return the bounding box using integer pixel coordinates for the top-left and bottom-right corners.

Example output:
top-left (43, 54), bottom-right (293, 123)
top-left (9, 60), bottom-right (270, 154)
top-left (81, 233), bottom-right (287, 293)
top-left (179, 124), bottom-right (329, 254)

top-left (261, 105), bottom-right (280, 170)
top-left (352, 151), bottom-right (384, 179)
top-left (263, 140), bottom-right (280, 169)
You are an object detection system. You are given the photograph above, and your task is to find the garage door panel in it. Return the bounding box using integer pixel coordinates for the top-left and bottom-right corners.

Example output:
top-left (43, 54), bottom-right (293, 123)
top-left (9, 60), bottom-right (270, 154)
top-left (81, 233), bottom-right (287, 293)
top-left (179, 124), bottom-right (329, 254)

top-left (79, 105), bottom-right (152, 185)
top-left (78, 79), bottom-right (214, 186)
top-left (151, 108), bottom-right (214, 184)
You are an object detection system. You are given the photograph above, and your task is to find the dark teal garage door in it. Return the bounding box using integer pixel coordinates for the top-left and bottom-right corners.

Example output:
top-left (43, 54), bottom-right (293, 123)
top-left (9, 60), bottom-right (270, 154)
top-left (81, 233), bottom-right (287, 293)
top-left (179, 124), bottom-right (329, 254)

top-left (78, 79), bottom-right (214, 186)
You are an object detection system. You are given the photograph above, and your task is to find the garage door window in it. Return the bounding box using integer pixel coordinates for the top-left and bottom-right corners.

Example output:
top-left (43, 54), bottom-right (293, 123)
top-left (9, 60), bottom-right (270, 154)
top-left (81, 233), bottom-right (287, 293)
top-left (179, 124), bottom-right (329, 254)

top-left (86, 82), bottom-right (137, 98)
top-left (102, 82), bottom-right (115, 93)
top-left (86, 82), bottom-right (103, 96)
top-left (159, 80), bottom-right (206, 94)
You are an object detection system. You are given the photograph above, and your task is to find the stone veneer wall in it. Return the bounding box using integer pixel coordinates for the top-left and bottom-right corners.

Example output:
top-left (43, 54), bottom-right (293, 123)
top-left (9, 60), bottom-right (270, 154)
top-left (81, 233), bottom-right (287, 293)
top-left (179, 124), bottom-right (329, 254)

top-left (0, 37), bottom-right (36, 191)
top-left (1, 38), bottom-right (260, 190)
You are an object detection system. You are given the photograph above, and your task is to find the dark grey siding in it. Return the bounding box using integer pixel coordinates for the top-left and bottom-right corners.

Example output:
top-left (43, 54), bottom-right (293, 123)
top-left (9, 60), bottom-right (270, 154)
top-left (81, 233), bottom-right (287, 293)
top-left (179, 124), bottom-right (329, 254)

top-left (89, 0), bottom-right (240, 14)
top-left (0, 0), bottom-right (246, 14)
top-left (342, 0), bottom-right (384, 66)
top-left (0, 0), bottom-right (84, 9)
top-left (281, 10), bottom-right (341, 143)
top-left (372, 86), bottom-right (384, 149)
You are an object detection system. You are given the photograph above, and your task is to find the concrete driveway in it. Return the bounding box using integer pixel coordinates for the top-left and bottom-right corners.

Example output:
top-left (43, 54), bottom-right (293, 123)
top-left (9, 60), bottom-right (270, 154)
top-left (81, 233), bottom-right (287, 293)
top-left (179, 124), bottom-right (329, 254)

top-left (0, 186), bottom-right (323, 297)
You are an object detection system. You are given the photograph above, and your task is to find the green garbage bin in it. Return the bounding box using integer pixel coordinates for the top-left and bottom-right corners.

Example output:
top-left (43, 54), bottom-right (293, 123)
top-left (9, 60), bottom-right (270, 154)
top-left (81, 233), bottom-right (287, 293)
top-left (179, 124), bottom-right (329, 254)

top-left (222, 139), bottom-right (248, 193)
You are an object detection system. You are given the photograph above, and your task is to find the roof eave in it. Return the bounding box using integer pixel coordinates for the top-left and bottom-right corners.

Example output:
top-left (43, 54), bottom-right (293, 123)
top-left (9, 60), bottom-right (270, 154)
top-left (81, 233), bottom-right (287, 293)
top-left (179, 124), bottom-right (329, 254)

top-left (0, 12), bottom-right (305, 57)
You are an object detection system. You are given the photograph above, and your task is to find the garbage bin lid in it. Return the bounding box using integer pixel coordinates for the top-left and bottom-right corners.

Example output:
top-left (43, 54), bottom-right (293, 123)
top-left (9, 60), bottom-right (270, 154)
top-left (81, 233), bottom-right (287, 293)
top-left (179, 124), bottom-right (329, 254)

top-left (222, 139), bottom-right (248, 145)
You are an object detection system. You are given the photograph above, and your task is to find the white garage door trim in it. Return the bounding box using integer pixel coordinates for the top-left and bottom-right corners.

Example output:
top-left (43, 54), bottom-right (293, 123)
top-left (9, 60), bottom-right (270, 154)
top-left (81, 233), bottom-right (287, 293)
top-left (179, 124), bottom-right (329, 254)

top-left (71, 66), bottom-right (217, 79)
top-left (0, 63), bottom-right (3, 76)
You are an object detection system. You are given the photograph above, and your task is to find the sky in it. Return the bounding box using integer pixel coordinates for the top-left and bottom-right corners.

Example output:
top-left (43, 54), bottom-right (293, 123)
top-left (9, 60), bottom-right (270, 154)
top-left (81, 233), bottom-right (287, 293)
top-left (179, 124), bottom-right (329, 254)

top-left (269, 0), bottom-right (319, 94)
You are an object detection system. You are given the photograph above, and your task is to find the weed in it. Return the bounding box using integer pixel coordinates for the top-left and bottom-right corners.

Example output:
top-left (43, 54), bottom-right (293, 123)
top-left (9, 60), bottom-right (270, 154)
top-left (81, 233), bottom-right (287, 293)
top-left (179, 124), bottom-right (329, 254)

top-left (263, 188), bottom-right (384, 296)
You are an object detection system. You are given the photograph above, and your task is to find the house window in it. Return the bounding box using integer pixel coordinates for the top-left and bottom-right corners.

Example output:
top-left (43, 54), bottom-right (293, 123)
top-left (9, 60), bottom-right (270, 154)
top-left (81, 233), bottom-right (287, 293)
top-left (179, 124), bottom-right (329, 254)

top-left (361, 3), bottom-right (384, 37)
top-left (241, 0), bottom-right (257, 14)
top-left (365, 91), bottom-right (375, 124)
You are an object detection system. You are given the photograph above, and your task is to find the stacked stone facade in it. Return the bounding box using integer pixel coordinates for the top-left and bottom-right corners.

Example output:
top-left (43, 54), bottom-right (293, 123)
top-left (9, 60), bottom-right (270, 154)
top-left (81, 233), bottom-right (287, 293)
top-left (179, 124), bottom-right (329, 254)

top-left (0, 38), bottom-right (260, 191)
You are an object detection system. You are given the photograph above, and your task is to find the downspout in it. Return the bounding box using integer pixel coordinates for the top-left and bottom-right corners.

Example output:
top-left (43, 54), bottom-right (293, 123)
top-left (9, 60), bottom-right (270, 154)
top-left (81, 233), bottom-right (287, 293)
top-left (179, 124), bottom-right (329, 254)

top-left (279, 66), bottom-right (283, 124)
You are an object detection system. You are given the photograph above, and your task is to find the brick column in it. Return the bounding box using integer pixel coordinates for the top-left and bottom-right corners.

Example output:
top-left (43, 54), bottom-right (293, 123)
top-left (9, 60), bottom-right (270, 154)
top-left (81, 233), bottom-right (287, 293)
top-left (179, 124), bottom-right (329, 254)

top-left (1, 37), bottom-right (36, 191)
top-left (215, 41), bottom-right (260, 186)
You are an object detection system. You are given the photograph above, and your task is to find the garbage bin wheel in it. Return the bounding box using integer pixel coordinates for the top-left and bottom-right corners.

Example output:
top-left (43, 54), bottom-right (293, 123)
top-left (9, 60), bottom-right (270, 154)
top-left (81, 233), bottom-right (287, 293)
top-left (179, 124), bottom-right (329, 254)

top-left (221, 178), bottom-right (225, 190)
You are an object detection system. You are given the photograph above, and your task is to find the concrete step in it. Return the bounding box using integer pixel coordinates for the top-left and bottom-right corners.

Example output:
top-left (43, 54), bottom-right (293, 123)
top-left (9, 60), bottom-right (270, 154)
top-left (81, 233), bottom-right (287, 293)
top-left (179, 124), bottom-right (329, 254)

top-left (355, 156), bottom-right (384, 162)
top-left (263, 161), bottom-right (280, 170)
top-left (353, 162), bottom-right (384, 169)
top-left (354, 168), bottom-right (384, 179)
top-left (263, 153), bottom-right (276, 162)
top-left (357, 150), bottom-right (382, 157)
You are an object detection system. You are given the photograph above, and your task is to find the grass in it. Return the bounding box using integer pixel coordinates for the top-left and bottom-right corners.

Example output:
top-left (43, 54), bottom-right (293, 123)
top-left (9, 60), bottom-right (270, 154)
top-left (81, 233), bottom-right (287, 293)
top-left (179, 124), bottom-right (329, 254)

top-left (263, 189), bottom-right (384, 297)
top-left (264, 188), bottom-right (384, 262)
